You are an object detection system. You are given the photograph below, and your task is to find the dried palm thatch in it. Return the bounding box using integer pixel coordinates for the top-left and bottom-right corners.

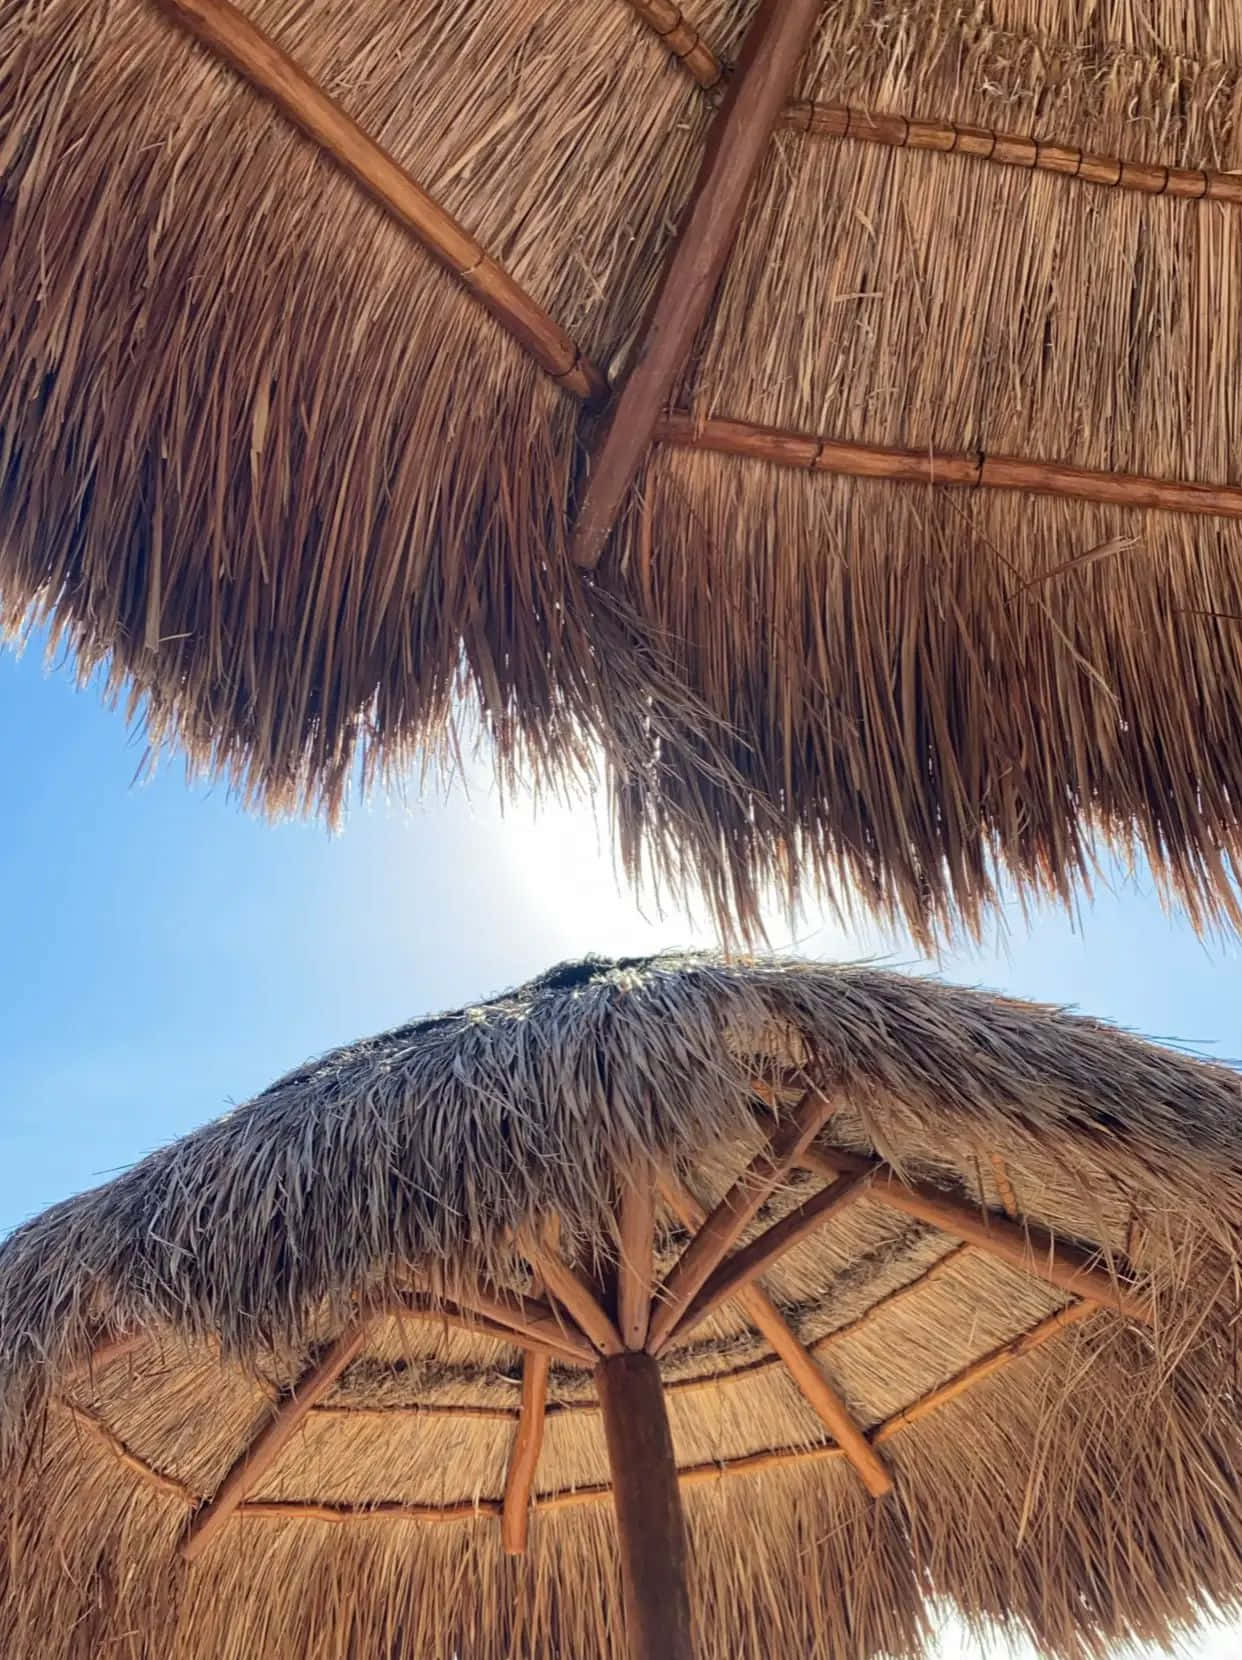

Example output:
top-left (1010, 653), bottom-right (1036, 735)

top-left (6, 0), bottom-right (1242, 941)
top-left (2, 953), bottom-right (1242, 1660)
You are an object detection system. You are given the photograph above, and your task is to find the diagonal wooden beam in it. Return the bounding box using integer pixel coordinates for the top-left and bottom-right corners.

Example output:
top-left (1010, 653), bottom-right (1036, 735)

top-left (618, 1157), bottom-right (656, 1349)
top-left (801, 1148), bottom-right (1153, 1324)
top-left (180, 1319), bottom-right (371, 1562)
top-left (501, 1349), bottom-right (550, 1553)
top-left (653, 410), bottom-right (1242, 522)
top-left (622, 0), bottom-right (722, 90)
top-left (663, 1175), bottom-right (891, 1497)
top-left (524, 1239), bottom-right (625, 1357)
top-left (443, 1285), bottom-right (599, 1364)
top-left (397, 1291), bottom-right (595, 1365)
top-left (646, 1089), bottom-right (836, 1354)
top-left (157, 0), bottom-right (606, 402)
top-left (669, 1171), bottom-right (872, 1341)
top-left (571, 0), bottom-right (822, 567)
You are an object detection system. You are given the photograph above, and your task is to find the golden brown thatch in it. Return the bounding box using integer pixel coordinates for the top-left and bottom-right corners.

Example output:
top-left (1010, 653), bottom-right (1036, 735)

top-left (6, 0), bottom-right (1242, 941)
top-left (3, 953), bottom-right (1242, 1660)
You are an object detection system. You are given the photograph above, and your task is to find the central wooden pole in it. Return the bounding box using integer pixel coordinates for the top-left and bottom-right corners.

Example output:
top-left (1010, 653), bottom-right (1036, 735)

top-left (596, 1352), bottom-right (694, 1660)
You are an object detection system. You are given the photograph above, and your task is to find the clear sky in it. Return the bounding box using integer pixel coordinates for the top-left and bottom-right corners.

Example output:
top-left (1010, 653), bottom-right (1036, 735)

top-left (1, 637), bottom-right (1239, 1658)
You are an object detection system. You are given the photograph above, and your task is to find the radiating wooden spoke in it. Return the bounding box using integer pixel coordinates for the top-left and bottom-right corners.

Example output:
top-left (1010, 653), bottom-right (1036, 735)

top-left (436, 1286), bottom-right (599, 1364)
top-left (618, 1158), bottom-right (656, 1350)
top-left (646, 1090), bottom-right (836, 1353)
top-left (525, 1240), bottom-right (625, 1357)
top-left (662, 1175), bottom-right (891, 1498)
top-left (800, 1148), bottom-right (1152, 1324)
top-left (180, 1320), bottom-right (371, 1562)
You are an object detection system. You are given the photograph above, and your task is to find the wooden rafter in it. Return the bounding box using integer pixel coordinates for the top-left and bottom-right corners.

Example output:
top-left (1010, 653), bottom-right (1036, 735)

top-left (663, 1175), bottom-right (891, 1498)
top-left (524, 1240), bottom-right (625, 1356)
top-left (396, 1293), bottom-right (592, 1364)
top-left (646, 1089), bottom-right (836, 1354)
top-left (654, 411), bottom-right (1242, 523)
top-left (501, 1348), bottom-right (550, 1554)
top-left (443, 1285), bottom-right (599, 1363)
top-left (622, 1), bottom-right (1242, 204)
top-left (571, 0), bottom-right (822, 568)
top-left (622, 0), bottom-right (721, 90)
top-left (157, 0), bottom-right (606, 402)
top-left (671, 1171), bottom-right (872, 1341)
top-left (618, 1158), bottom-right (656, 1350)
top-left (991, 1154), bottom-right (1020, 1219)
top-left (180, 1319), bottom-right (371, 1562)
top-left (801, 1148), bottom-right (1153, 1324)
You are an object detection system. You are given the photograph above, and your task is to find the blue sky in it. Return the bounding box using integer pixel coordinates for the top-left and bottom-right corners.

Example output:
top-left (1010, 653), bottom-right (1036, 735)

top-left (2, 638), bottom-right (1239, 1658)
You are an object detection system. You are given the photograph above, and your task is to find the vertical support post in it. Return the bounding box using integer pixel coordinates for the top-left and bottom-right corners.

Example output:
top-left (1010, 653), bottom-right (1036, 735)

top-left (596, 1352), bottom-right (695, 1660)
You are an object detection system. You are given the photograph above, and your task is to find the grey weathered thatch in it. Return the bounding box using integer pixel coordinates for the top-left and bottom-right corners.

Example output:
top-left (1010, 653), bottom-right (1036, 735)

top-left (6, 0), bottom-right (1242, 941)
top-left (2, 953), bottom-right (1241, 1660)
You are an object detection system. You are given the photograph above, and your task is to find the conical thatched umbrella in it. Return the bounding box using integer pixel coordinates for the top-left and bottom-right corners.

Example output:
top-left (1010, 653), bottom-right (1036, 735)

top-left (6, 1), bottom-right (1242, 941)
top-left (3, 955), bottom-right (1242, 1660)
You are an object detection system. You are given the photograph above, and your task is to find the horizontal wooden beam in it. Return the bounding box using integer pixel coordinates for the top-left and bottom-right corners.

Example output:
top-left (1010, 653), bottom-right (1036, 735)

top-left (873, 1301), bottom-right (1095, 1442)
top-left (181, 1320), bottom-right (371, 1562)
top-left (239, 1496), bottom-right (503, 1523)
top-left (671, 1171), bottom-right (871, 1340)
top-left (156, 0), bottom-right (606, 402)
top-left (663, 1176), bottom-right (891, 1498)
top-left (59, 1399), bottom-right (196, 1505)
top-left (654, 411), bottom-right (1242, 522)
top-left (647, 1089), bottom-right (836, 1353)
top-left (800, 1148), bottom-right (1152, 1324)
top-left (572, 0), bottom-right (821, 568)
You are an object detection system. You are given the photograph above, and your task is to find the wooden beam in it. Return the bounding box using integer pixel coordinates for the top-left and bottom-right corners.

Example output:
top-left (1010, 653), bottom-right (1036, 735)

top-left (180, 1320), bottom-right (371, 1562)
top-left (596, 1352), bottom-right (694, 1660)
top-left (76, 1330), bottom-right (146, 1376)
top-left (646, 1089), bottom-right (836, 1354)
top-left (623, 0), bottom-right (722, 89)
top-left (501, 1350), bottom-right (550, 1554)
top-left (801, 1148), bottom-right (1153, 1324)
top-left (990, 1154), bottom-right (1020, 1219)
top-left (617, 1159), bottom-right (656, 1350)
top-left (663, 1175), bottom-right (890, 1498)
top-left (524, 1241), bottom-right (625, 1357)
top-left (571, 0), bottom-right (822, 568)
top-left (654, 411), bottom-right (1242, 523)
top-left (445, 1285), bottom-right (599, 1364)
top-left (156, 0), bottom-right (606, 403)
top-left (395, 1294), bottom-right (592, 1365)
top-left (232, 1304), bottom-right (1098, 1529)
top-left (59, 1400), bottom-right (197, 1505)
top-left (668, 1171), bottom-right (871, 1342)
top-left (873, 1301), bottom-right (1095, 1443)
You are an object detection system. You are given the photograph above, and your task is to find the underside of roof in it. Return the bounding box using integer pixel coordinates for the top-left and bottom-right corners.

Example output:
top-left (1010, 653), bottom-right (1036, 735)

top-left (4, 0), bottom-right (1242, 938)
top-left (2, 955), bottom-right (1242, 1659)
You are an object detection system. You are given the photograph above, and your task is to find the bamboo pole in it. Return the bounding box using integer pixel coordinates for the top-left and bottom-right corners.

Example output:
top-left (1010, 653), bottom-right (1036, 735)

top-left (800, 1148), bottom-right (1152, 1324)
top-left (525, 1241), bottom-right (625, 1357)
top-left (501, 1349), bottom-right (550, 1554)
top-left (646, 1090), bottom-right (836, 1353)
top-left (671, 1172), bottom-right (871, 1340)
top-left (156, 0), bottom-right (606, 402)
top-left (618, 1158), bottom-right (656, 1350)
top-left (597, 1352), bottom-right (695, 1660)
top-left (654, 411), bottom-right (1242, 522)
top-left (180, 1320), bottom-right (371, 1562)
top-left (663, 1175), bottom-right (891, 1498)
top-left (623, 0), bottom-right (722, 89)
top-left (572, 0), bottom-right (822, 568)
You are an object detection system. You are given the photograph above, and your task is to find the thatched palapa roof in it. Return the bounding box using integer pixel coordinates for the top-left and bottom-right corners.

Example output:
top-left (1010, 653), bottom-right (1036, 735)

top-left (3, 953), bottom-right (1242, 1659)
top-left (6, 0), bottom-right (1242, 938)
